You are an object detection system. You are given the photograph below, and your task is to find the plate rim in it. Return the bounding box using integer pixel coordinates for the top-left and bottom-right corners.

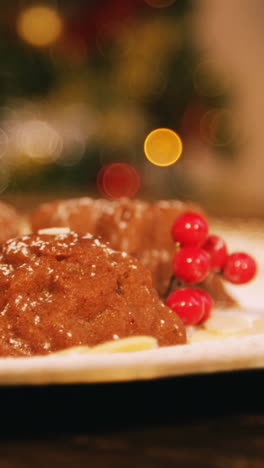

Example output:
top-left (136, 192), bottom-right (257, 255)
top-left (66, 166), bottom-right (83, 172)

top-left (0, 333), bottom-right (263, 386)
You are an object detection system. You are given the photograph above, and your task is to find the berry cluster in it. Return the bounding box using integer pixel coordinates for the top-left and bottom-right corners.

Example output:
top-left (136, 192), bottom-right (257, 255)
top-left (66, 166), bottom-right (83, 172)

top-left (166, 212), bottom-right (257, 326)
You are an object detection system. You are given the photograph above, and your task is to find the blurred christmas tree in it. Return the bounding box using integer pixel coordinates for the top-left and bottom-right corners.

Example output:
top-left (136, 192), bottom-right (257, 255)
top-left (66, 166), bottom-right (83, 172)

top-left (0, 0), bottom-right (235, 201)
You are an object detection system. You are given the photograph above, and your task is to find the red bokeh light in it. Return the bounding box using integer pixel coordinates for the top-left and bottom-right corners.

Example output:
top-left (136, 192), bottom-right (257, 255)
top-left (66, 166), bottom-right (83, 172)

top-left (97, 162), bottom-right (140, 199)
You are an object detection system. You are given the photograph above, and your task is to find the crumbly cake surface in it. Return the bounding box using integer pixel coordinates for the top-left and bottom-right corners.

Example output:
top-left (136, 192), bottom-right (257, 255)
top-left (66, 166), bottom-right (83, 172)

top-left (0, 230), bottom-right (186, 356)
top-left (31, 198), bottom-right (199, 295)
top-left (31, 198), bottom-right (235, 306)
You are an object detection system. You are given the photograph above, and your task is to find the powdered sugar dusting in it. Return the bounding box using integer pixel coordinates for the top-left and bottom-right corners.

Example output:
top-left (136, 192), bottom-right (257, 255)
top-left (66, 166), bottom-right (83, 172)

top-left (38, 227), bottom-right (71, 236)
top-left (0, 226), bottom-right (185, 356)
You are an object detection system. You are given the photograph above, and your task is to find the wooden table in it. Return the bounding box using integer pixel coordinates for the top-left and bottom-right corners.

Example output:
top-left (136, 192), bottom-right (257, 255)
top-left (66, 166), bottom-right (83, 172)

top-left (0, 370), bottom-right (263, 467)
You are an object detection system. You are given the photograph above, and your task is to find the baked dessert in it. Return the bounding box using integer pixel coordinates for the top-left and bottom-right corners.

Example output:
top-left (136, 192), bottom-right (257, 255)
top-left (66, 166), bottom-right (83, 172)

top-left (0, 229), bottom-right (186, 356)
top-left (31, 198), bottom-right (235, 306)
top-left (0, 201), bottom-right (20, 243)
top-left (31, 198), bottom-right (201, 295)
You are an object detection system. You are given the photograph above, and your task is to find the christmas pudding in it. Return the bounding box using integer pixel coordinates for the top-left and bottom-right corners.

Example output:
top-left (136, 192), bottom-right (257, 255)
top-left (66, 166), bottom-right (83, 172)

top-left (0, 229), bottom-right (186, 356)
top-left (31, 197), bottom-right (235, 306)
top-left (0, 201), bottom-right (20, 243)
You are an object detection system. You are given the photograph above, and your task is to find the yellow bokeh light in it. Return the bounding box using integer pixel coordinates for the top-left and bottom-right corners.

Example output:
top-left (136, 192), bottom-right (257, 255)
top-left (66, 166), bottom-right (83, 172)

top-left (144, 128), bottom-right (183, 167)
top-left (17, 6), bottom-right (63, 47)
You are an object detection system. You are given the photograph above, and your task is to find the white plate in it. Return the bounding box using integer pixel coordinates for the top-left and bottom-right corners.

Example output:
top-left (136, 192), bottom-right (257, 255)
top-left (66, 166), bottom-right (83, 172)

top-left (0, 224), bottom-right (263, 386)
top-left (0, 332), bottom-right (263, 386)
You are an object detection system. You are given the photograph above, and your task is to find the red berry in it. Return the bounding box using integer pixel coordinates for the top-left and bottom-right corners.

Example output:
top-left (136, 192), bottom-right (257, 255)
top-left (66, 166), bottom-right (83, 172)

top-left (172, 246), bottom-right (210, 284)
top-left (171, 212), bottom-right (208, 246)
top-left (166, 288), bottom-right (204, 325)
top-left (202, 235), bottom-right (228, 271)
top-left (193, 289), bottom-right (213, 323)
top-left (223, 252), bottom-right (257, 284)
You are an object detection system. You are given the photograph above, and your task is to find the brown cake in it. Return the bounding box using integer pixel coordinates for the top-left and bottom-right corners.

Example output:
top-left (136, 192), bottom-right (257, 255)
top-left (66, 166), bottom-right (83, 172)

top-left (31, 198), bottom-right (235, 306)
top-left (31, 198), bottom-right (200, 294)
top-left (0, 229), bottom-right (186, 356)
top-left (0, 201), bottom-right (20, 243)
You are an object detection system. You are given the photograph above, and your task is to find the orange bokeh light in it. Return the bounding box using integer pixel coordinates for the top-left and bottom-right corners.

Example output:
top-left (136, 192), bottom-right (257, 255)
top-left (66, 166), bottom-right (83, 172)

top-left (144, 128), bottom-right (183, 167)
top-left (97, 163), bottom-right (140, 199)
top-left (17, 6), bottom-right (63, 47)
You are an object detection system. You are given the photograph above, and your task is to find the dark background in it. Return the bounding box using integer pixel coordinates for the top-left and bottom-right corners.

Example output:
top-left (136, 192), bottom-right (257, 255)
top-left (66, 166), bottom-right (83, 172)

top-left (1, 0), bottom-right (261, 215)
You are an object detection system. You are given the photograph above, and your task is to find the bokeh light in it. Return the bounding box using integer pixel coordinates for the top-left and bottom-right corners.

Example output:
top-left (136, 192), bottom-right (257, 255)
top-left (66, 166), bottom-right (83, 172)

top-left (15, 120), bottom-right (63, 164)
top-left (144, 0), bottom-right (176, 8)
top-left (97, 163), bottom-right (140, 199)
top-left (17, 6), bottom-right (63, 47)
top-left (144, 128), bottom-right (183, 166)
